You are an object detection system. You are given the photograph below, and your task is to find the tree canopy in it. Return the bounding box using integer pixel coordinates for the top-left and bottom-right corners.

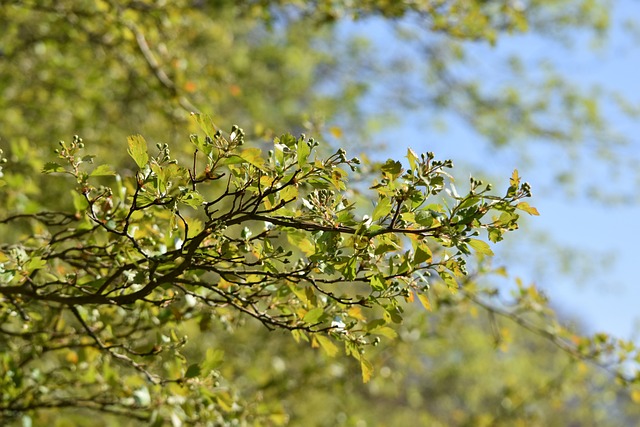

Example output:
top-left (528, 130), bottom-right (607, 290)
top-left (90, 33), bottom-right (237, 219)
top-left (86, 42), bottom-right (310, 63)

top-left (1, 1), bottom-right (639, 426)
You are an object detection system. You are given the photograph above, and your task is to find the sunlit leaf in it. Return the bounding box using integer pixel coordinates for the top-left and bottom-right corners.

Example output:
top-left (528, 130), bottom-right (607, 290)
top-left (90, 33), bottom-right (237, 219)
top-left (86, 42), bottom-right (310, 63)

top-left (360, 356), bottom-right (373, 383)
top-left (468, 238), bottom-right (494, 256)
top-left (127, 135), bottom-right (149, 169)
top-left (303, 307), bottom-right (324, 324)
top-left (315, 335), bottom-right (338, 357)
top-left (417, 293), bottom-right (432, 311)
top-left (516, 201), bottom-right (540, 216)
top-left (381, 160), bottom-right (402, 178)
top-left (90, 164), bottom-right (116, 176)
top-left (406, 147), bottom-right (418, 171)
top-left (372, 197), bottom-right (392, 221)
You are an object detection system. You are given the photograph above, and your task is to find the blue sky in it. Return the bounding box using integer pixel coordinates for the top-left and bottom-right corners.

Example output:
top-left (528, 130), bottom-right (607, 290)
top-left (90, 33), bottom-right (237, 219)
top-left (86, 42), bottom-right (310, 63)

top-left (350, 2), bottom-right (640, 340)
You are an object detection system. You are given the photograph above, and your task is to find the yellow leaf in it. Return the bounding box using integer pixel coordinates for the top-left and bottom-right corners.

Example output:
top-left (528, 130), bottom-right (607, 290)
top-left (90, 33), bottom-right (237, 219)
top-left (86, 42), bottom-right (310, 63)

top-left (316, 335), bottom-right (339, 357)
top-left (289, 285), bottom-right (309, 305)
top-left (127, 134), bottom-right (149, 169)
top-left (66, 350), bottom-right (79, 364)
top-left (417, 293), bottom-right (432, 311)
top-left (360, 356), bottom-right (373, 383)
top-left (347, 306), bottom-right (366, 320)
top-left (287, 233), bottom-right (315, 256)
top-left (329, 126), bottom-right (343, 138)
top-left (631, 390), bottom-right (640, 403)
top-left (510, 169), bottom-right (520, 187)
top-left (516, 201), bottom-right (540, 216)
top-left (279, 184), bottom-right (298, 203)
top-left (369, 326), bottom-right (397, 339)
top-left (404, 291), bottom-right (414, 303)
top-left (239, 147), bottom-right (265, 169)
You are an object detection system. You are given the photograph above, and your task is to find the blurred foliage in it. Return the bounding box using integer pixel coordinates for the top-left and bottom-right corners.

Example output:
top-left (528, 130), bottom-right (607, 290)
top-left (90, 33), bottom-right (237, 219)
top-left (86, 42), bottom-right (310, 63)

top-left (1, 0), bottom-right (640, 425)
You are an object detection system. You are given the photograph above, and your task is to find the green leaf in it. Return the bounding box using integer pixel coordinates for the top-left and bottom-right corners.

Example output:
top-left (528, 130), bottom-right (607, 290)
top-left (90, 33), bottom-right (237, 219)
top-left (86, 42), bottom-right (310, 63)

top-left (185, 363), bottom-right (201, 379)
top-left (127, 135), bottom-right (149, 169)
top-left (191, 113), bottom-right (218, 138)
top-left (71, 190), bottom-right (89, 212)
top-left (90, 164), bottom-right (116, 176)
top-left (202, 349), bottom-right (224, 375)
top-left (181, 190), bottom-right (205, 208)
top-left (383, 307), bottom-right (403, 324)
top-left (406, 148), bottom-right (418, 171)
top-left (42, 162), bottom-right (64, 173)
top-left (189, 133), bottom-right (213, 155)
top-left (468, 239), bottom-right (494, 256)
top-left (277, 133), bottom-right (297, 148)
top-left (413, 244), bottom-right (432, 264)
top-left (415, 211), bottom-right (434, 227)
top-left (25, 256), bottom-right (47, 271)
top-left (381, 159), bottom-right (402, 178)
top-left (343, 256), bottom-right (357, 280)
top-left (458, 196), bottom-right (481, 210)
top-left (370, 275), bottom-right (386, 291)
top-left (297, 139), bottom-right (311, 167)
top-left (303, 307), bottom-right (324, 324)
top-left (488, 227), bottom-right (503, 243)
top-left (372, 196), bottom-right (392, 221)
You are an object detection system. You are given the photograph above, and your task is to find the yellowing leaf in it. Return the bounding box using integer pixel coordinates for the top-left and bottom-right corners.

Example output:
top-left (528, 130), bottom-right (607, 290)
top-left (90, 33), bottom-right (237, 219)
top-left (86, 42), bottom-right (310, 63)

top-left (279, 184), bottom-right (298, 203)
top-left (65, 350), bottom-right (79, 364)
top-left (289, 285), bottom-right (310, 305)
top-left (347, 306), bottom-right (366, 320)
top-left (360, 356), bottom-right (373, 383)
top-left (329, 126), bottom-right (343, 138)
top-left (417, 293), bottom-right (432, 311)
top-left (369, 326), bottom-right (397, 339)
top-left (315, 335), bottom-right (339, 357)
top-left (127, 135), bottom-right (149, 169)
top-left (184, 217), bottom-right (204, 239)
top-left (516, 201), bottom-right (540, 216)
top-left (468, 238), bottom-right (494, 256)
top-left (631, 390), bottom-right (640, 403)
top-left (510, 169), bottom-right (520, 187)
top-left (191, 112), bottom-right (218, 138)
top-left (239, 147), bottom-right (265, 169)
top-left (440, 271), bottom-right (458, 293)
top-left (287, 232), bottom-right (315, 256)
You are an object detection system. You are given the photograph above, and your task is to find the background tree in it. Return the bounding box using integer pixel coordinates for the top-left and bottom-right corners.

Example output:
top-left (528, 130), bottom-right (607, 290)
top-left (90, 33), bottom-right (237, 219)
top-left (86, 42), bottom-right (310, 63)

top-left (1, 1), bottom-right (639, 425)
